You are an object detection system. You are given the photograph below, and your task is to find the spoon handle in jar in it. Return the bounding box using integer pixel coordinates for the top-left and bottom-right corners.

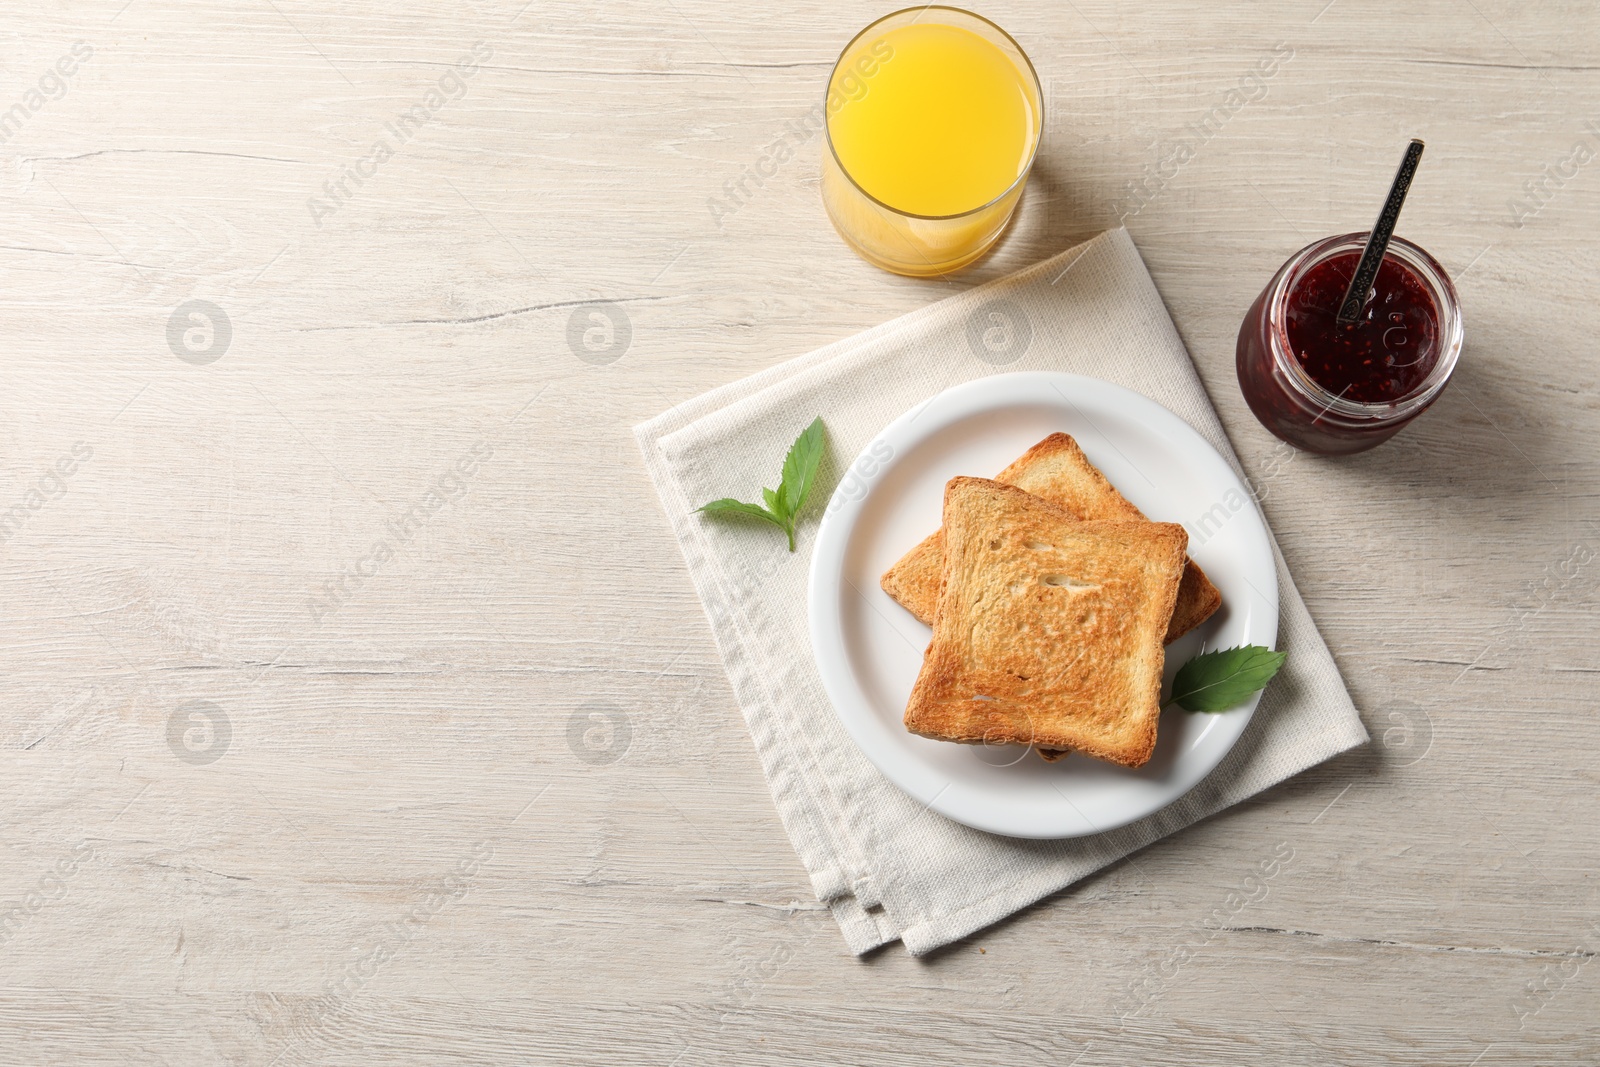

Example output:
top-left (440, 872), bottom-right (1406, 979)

top-left (1337, 139), bottom-right (1425, 325)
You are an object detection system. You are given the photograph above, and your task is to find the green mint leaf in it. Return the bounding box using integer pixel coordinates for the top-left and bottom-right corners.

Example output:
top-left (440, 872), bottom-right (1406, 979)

top-left (696, 417), bottom-right (826, 553)
top-left (1167, 645), bottom-right (1287, 712)
top-left (696, 498), bottom-right (786, 532)
top-left (778, 416), bottom-right (826, 521)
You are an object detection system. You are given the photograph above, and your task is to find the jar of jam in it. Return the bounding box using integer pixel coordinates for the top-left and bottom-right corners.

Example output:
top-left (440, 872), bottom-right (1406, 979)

top-left (1236, 233), bottom-right (1463, 455)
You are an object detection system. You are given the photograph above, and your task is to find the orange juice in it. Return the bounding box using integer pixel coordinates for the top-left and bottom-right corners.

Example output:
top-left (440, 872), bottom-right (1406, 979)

top-left (828, 22), bottom-right (1037, 216)
top-left (821, 10), bottom-right (1042, 276)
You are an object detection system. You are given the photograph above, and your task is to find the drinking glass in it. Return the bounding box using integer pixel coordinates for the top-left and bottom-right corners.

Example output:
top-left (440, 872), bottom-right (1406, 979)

top-left (821, 7), bottom-right (1044, 277)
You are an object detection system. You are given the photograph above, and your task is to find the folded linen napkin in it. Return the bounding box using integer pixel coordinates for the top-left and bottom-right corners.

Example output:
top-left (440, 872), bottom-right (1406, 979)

top-left (635, 228), bottom-right (1368, 955)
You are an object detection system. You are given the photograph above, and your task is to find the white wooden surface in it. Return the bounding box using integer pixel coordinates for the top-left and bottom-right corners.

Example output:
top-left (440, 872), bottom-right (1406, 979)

top-left (1, 1), bottom-right (1597, 1063)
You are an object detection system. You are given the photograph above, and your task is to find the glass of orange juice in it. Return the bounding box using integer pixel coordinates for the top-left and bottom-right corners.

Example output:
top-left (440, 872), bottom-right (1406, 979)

top-left (822, 7), bottom-right (1043, 277)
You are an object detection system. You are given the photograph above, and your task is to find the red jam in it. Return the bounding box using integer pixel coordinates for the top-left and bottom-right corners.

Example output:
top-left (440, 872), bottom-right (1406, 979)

top-left (1235, 233), bottom-right (1462, 456)
top-left (1283, 251), bottom-right (1439, 403)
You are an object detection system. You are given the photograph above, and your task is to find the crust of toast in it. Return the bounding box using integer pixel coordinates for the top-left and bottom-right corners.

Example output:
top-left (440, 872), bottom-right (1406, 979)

top-left (902, 477), bottom-right (1187, 769)
top-left (880, 433), bottom-right (1221, 643)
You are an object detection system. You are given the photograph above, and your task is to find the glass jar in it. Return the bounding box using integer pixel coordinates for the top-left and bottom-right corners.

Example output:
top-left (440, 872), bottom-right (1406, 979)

top-left (1235, 233), bottom-right (1463, 455)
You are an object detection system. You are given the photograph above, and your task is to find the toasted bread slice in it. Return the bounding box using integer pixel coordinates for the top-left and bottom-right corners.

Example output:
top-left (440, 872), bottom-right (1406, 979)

top-left (903, 478), bottom-right (1187, 769)
top-left (880, 433), bottom-right (1221, 643)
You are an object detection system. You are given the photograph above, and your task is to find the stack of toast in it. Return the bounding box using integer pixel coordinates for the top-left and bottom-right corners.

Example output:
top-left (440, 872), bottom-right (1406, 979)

top-left (880, 434), bottom-right (1222, 768)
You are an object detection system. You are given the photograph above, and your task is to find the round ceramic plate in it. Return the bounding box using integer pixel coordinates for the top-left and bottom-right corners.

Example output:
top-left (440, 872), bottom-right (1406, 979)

top-left (808, 372), bottom-right (1279, 839)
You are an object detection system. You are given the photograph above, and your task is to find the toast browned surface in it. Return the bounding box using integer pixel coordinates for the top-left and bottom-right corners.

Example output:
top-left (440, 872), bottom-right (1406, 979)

top-left (879, 433), bottom-right (1222, 643)
top-left (902, 478), bottom-right (1188, 769)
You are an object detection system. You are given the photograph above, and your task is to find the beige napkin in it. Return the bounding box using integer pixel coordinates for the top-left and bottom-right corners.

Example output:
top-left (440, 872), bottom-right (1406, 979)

top-left (634, 228), bottom-right (1369, 955)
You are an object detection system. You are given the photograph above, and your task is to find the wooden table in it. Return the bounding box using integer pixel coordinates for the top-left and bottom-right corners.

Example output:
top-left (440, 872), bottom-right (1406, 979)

top-left (3, 1), bottom-right (1596, 1062)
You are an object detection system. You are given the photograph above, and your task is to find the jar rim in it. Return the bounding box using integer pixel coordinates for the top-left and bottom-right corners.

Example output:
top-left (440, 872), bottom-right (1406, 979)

top-left (1266, 233), bottom-right (1464, 420)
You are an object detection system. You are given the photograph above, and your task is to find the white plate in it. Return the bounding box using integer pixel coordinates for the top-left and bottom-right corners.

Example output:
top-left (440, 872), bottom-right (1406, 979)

top-left (808, 372), bottom-right (1278, 839)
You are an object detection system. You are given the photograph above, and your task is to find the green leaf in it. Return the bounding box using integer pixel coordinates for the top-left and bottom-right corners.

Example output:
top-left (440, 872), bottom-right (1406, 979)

top-left (1167, 645), bottom-right (1287, 712)
top-left (696, 417), bottom-right (827, 554)
top-left (778, 416), bottom-right (826, 521)
top-left (696, 498), bottom-right (786, 531)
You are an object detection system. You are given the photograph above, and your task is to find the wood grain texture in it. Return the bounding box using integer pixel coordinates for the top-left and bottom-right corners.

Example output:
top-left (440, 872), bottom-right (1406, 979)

top-left (1, 0), bottom-right (1596, 1063)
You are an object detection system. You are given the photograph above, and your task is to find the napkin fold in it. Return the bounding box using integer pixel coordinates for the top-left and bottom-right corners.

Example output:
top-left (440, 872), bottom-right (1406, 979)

top-left (635, 229), bottom-right (1368, 956)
